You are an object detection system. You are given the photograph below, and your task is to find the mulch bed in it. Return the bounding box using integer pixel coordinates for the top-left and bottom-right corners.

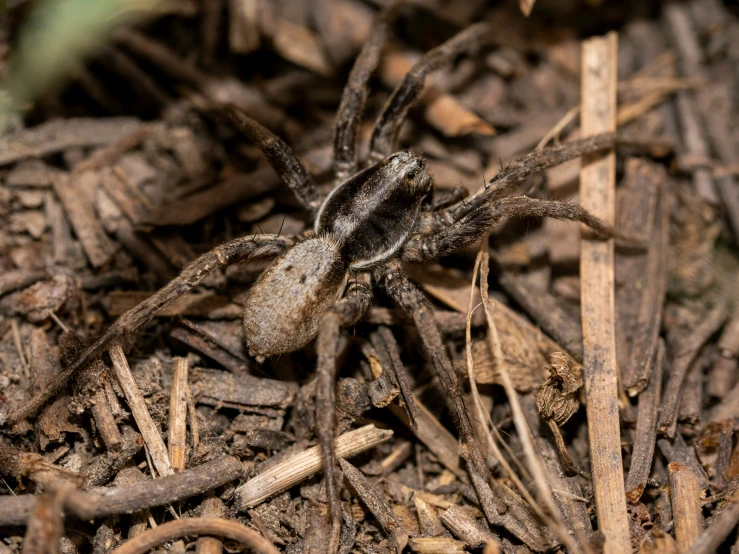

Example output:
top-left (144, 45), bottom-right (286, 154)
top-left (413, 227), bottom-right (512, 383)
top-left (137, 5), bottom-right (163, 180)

top-left (1, 0), bottom-right (739, 552)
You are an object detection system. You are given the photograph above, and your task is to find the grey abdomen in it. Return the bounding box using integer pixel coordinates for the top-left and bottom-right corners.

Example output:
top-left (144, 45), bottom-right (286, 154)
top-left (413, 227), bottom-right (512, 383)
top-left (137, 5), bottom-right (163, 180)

top-left (243, 238), bottom-right (348, 360)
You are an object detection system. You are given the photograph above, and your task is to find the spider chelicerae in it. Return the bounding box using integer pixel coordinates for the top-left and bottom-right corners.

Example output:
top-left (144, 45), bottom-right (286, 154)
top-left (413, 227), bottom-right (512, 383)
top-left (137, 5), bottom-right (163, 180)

top-left (5, 6), bottom-right (638, 548)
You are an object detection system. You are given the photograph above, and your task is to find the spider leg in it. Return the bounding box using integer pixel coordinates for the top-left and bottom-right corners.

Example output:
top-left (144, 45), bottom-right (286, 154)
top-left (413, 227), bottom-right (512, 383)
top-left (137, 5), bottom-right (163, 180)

top-left (433, 132), bottom-right (620, 226)
top-left (315, 273), bottom-right (373, 551)
top-left (374, 261), bottom-right (489, 478)
top-left (333, 3), bottom-right (401, 183)
top-left (403, 195), bottom-right (640, 262)
top-left (369, 22), bottom-right (492, 162)
top-left (225, 106), bottom-right (321, 211)
top-left (376, 261), bottom-right (562, 549)
top-left (494, 196), bottom-right (634, 236)
top-left (2, 234), bottom-right (295, 428)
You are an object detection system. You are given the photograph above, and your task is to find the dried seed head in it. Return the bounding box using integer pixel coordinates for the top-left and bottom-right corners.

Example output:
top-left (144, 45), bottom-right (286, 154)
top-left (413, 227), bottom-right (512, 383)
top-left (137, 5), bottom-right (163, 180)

top-left (243, 238), bottom-right (348, 361)
top-left (536, 351), bottom-right (582, 425)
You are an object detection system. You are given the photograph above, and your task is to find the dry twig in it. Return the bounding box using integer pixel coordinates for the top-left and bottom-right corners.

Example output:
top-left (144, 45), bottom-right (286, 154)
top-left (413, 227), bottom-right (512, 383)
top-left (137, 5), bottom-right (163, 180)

top-left (579, 32), bottom-right (631, 554)
top-left (0, 456), bottom-right (242, 527)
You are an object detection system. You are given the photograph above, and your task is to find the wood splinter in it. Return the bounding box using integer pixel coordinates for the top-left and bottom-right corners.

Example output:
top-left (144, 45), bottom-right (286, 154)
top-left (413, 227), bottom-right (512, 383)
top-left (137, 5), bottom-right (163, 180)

top-left (168, 357), bottom-right (190, 472)
top-left (109, 344), bottom-right (173, 478)
top-left (668, 462), bottom-right (703, 551)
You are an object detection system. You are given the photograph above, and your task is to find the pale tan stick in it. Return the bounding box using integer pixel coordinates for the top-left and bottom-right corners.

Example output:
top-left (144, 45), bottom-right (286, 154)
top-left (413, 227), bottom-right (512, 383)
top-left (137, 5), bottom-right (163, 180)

top-left (235, 424), bottom-right (393, 509)
top-left (536, 106), bottom-right (580, 150)
top-left (518, 0), bottom-right (535, 16)
top-left (668, 463), bottom-right (703, 551)
top-left (407, 537), bottom-right (466, 553)
top-left (109, 345), bottom-right (172, 477)
top-left (579, 32), bottom-right (631, 554)
top-left (168, 357), bottom-right (189, 472)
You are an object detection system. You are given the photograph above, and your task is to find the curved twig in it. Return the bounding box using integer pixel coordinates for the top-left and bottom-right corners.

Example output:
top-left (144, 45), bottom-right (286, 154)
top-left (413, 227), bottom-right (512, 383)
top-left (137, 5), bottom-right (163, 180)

top-left (110, 517), bottom-right (280, 554)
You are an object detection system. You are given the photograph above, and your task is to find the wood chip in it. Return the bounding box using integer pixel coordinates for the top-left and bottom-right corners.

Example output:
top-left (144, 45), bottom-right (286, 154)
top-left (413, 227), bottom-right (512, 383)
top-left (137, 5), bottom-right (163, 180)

top-left (339, 458), bottom-right (408, 553)
top-left (414, 496), bottom-right (446, 538)
top-left (440, 505), bottom-right (498, 550)
top-left (388, 399), bottom-right (463, 479)
top-left (0, 117), bottom-right (140, 166)
top-left (616, 158), bottom-right (668, 395)
top-left (52, 172), bottom-right (116, 268)
top-left (380, 51), bottom-right (494, 138)
top-left (107, 291), bottom-right (241, 319)
top-left (109, 345), bottom-right (172, 477)
top-left (408, 537), bottom-right (466, 553)
top-left (271, 19), bottom-right (333, 77)
top-left (518, 0), bottom-right (536, 16)
top-left (191, 368), bottom-right (296, 409)
top-left (625, 341), bottom-right (664, 501)
top-left (668, 462), bottom-right (703, 550)
top-left (658, 301), bottom-right (728, 437)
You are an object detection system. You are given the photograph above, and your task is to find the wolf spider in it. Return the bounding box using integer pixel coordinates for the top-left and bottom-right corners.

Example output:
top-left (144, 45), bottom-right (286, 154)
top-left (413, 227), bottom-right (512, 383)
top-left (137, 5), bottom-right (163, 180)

top-left (5, 7), bottom-right (636, 548)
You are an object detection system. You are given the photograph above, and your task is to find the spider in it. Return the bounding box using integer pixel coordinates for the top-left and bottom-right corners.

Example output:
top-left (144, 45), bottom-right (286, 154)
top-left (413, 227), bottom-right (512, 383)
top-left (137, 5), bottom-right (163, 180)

top-left (4, 7), bottom-right (638, 549)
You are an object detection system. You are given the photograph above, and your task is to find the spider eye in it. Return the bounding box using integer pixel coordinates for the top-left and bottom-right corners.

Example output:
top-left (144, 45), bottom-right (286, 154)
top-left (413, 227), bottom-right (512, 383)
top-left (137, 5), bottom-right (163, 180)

top-left (407, 170), bottom-right (415, 180)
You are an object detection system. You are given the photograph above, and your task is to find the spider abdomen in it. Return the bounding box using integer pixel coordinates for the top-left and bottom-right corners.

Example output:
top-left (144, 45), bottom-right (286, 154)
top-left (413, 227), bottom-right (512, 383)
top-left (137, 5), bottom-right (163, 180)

top-left (242, 238), bottom-right (348, 361)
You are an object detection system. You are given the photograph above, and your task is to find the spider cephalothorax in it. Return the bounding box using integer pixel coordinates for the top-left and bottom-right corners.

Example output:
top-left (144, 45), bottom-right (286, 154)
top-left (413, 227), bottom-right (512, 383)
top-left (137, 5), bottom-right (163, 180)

top-left (4, 7), bottom-right (638, 552)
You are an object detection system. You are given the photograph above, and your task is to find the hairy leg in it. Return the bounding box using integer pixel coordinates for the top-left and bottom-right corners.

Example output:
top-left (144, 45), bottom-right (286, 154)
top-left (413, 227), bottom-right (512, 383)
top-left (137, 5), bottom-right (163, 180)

top-left (428, 131), bottom-right (669, 228)
top-left (2, 234), bottom-right (295, 428)
top-left (377, 261), bottom-right (560, 549)
top-left (225, 106), bottom-right (321, 211)
top-left (333, 3), bottom-right (401, 183)
top-left (315, 273), bottom-right (373, 551)
top-left (374, 261), bottom-right (488, 477)
top-left (405, 194), bottom-right (644, 262)
top-left (369, 22), bottom-right (492, 162)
